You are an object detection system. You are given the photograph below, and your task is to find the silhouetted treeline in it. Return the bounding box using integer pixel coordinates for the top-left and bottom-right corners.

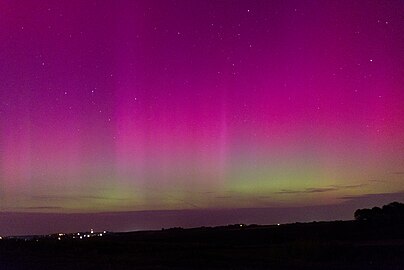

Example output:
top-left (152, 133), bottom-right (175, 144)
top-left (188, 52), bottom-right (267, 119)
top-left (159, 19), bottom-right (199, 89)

top-left (354, 201), bottom-right (404, 222)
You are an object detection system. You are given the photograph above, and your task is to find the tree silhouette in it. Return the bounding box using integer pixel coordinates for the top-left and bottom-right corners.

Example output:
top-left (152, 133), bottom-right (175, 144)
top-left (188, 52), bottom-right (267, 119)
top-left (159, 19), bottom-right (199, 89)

top-left (354, 202), bottom-right (404, 222)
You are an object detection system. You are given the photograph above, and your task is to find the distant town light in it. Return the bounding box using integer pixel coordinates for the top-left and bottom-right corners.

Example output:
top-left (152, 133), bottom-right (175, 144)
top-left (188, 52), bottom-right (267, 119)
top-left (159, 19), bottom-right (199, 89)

top-left (90, 229), bottom-right (94, 234)
top-left (277, 223), bottom-right (280, 226)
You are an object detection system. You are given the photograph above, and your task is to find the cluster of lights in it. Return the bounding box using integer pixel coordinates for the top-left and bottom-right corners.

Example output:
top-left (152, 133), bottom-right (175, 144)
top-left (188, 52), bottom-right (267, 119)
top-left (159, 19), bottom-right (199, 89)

top-left (0, 229), bottom-right (111, 242)
top-left (70, 229), bottom-right (107, 240)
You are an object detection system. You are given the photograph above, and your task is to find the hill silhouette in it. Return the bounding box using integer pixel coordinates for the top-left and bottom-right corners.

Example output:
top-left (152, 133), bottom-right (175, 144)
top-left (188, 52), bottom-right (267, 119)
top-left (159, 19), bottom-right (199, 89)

top-left (1, 202), bottom-right (404, 269)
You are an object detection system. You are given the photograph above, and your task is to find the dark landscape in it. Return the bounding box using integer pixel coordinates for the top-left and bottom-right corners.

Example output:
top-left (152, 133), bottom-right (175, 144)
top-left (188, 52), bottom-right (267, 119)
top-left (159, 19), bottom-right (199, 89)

top-left (1, 202), bottom-right (404, 269)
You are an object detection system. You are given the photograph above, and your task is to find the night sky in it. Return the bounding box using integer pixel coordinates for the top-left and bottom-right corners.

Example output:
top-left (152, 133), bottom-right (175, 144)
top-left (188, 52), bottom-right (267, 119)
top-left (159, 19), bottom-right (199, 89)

top-left (1, 0), bottom-right (404, 236)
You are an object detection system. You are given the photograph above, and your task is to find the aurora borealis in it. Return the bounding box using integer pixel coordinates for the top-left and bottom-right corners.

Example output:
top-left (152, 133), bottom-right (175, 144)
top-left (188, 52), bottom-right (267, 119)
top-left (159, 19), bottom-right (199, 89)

top-left (1, 0), bottom-right (404, 235)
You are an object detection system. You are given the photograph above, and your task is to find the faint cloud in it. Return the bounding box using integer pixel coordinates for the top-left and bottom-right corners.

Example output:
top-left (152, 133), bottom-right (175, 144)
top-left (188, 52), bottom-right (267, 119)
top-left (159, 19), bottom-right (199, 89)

top-left (275, 189), bottom-right (301, 194)
top-left (276, 184), bottom-right (365, 195)
top-left (307, 187), bottom-right (339, 193)
top-left (368, 179), bottom-right (386, 183)
top-left (215, 196), bottom-right (233, 199)
top-left (31, 195), bottom-right (127, 201)
top-left (12, 206), bottom-right (63, 210)
top-left (175, 199), bottom-right (200, 209)
top-left (338, 191), bottom-right (404, 206)
top-left (276, 187), bottom-right (337, 194)
top-left (330, 184), bottom-right (366, 189)
top-left (276, 187), bottom-right (333, 194)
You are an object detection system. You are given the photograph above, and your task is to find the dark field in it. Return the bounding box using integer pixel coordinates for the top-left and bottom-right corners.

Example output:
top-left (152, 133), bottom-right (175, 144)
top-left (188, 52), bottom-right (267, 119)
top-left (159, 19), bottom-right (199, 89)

top-left (1, 221), bottom-right (404, 269)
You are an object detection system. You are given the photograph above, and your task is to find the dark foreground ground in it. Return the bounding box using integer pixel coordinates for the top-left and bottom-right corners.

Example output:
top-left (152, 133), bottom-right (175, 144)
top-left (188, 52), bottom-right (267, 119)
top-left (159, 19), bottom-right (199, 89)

top-left (1, 220), bottom-right (404, 270)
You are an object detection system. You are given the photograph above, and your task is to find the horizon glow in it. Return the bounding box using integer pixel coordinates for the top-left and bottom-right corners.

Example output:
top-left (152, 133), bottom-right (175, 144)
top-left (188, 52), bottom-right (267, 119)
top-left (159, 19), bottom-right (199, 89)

top-left (0, 0), bottom-right (403, 227)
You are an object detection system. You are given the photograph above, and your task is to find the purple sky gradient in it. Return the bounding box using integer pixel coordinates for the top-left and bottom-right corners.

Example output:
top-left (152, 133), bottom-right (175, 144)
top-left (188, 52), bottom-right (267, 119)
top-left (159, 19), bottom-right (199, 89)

top-left (0, 0), bottom-right (404, 235)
